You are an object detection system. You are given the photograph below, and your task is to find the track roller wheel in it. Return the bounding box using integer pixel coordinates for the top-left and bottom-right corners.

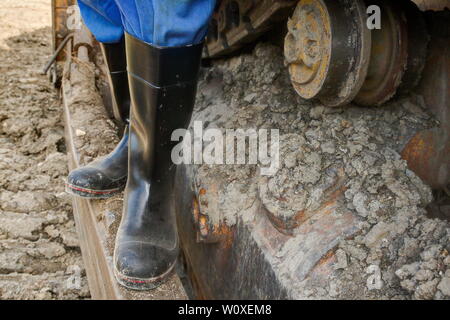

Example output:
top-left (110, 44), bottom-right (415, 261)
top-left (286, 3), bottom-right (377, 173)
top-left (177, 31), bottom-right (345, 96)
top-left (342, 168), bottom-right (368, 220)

top-left (284, 0), bottom-right (371, 107)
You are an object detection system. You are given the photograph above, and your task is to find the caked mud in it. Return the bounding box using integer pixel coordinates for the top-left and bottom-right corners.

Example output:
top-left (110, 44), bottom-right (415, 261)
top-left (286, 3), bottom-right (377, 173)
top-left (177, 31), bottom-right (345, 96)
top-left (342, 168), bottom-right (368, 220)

top-left (190, 42), bottom-right (450, 299)
top-left (0, 0), bottom-right (90, 299)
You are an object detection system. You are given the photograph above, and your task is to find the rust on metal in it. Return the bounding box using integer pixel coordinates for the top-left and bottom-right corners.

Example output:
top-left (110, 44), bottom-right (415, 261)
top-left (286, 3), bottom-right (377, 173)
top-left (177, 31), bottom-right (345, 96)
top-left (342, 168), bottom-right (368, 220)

top-left (176, 159), bottom-right (362, 298)
top-left (52, 0), bottom-right (75, 62)
top-left (192, 196), bottom-right (200, 224)
top-left (402, 128), bottom-right (450, 189)
top-left (192, 187), bottom-right (234, 244)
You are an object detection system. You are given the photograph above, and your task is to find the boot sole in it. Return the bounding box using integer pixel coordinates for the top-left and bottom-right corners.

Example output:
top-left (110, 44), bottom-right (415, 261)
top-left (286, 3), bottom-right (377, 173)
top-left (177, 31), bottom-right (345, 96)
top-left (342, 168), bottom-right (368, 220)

top-left (114, 261), bottom-right (176, 291)
top-left (65, 182), bottom-right (124, 199)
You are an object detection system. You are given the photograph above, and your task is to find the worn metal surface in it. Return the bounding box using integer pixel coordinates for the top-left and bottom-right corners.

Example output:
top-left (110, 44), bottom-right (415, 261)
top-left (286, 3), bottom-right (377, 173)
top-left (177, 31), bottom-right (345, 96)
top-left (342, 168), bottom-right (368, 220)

top-left (355, 0), bottom-right (409, 106)
top-left (51, 0), bottom-right (75, 62)
top-left (193, 189), bottom-right (234, 244)
top-left (284, 0), bottom-right (371, 107)
top-left (207, 0), bottom-right (437, 108)
top-left (175, 165), bottom-right (286, 299)
top-left (179, 2), bottom-right (450, 299)
top-left (175, 165), bottom-right (361, 299)
top-left (402, 128), bottom-right (450, 190)
top-left (402, 11), bottom-right (450, 189)
top-left (206, 0), bottom-right (447, 59)
top-left (205, 0), bottom-right (297, 58)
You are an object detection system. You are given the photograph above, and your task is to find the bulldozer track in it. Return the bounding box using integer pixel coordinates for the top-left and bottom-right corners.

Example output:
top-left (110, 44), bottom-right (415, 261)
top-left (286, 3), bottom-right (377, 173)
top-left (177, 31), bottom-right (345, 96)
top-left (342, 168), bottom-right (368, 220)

top-left (205, 0), bottom-right (450, 58)
top-left (51, 0), bottom-right (450, 299)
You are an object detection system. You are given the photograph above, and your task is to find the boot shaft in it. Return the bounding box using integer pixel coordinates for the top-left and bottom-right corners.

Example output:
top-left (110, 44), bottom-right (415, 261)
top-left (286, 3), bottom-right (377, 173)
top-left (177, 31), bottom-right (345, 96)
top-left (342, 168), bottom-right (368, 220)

top-left (100, 39), bottom-right (127, 72)
top-left (125, 34), bottom-right (203, 88)
top-left (114, 35), bottom-right (203, 288)
top-left (100, 38), bottom-right (131, 123)
top-left (125, 33), bottom-right (203, 184)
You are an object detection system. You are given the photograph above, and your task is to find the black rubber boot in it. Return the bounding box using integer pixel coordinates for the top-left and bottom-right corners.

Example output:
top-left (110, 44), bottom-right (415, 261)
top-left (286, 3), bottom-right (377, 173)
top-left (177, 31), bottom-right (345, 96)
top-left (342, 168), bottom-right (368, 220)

top-left (114, 33), bottom-right (203, 290)
top-left (100, 38), bottom-right (130, 123)
top-left (66, 127), bottom-right (129, 198)
top-left (66, 38), bottom-right (130, 198)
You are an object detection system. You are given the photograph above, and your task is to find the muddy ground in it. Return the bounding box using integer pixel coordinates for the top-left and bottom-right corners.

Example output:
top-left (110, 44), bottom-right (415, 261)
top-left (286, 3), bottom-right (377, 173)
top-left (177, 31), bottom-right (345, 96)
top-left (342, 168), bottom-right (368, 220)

top-left (0, 0), bottom-right (89, 299)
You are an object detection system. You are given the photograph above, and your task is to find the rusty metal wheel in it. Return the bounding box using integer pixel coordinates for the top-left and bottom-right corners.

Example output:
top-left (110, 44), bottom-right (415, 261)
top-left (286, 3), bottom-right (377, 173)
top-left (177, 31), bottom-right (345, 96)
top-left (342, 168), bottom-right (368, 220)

top-left (284, 0), bottom-right (371, 107)
top-left (354, 0), bottom-right (409, 106)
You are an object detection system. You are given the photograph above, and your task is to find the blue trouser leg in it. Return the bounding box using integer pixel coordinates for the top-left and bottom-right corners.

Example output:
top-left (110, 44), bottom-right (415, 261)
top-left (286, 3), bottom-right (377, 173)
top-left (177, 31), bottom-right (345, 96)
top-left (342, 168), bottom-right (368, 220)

top-left (77, 0), bottom-right (124, 43)
top-left (78, 0), bottom-right (216, 46)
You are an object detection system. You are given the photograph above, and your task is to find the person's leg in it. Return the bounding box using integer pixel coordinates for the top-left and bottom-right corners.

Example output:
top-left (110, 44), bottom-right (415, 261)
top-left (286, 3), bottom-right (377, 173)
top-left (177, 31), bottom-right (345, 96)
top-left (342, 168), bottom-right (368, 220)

top-left (66, 1), bottom-right (130, 198)
top-left (99, 39), bottom-right (130, 123)
top-left (114, 0), bottom-right (215, 46)
top-left (77, 0), bottom-right (124, 44)
top-left (113, 0), bottom-right (216, 290)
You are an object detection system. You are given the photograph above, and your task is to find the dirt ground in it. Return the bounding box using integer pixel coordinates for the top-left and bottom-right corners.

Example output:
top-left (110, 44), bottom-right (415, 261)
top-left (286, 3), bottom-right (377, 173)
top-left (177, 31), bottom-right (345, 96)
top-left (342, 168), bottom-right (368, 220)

top-left (0, 0), bottom-right (90, 299)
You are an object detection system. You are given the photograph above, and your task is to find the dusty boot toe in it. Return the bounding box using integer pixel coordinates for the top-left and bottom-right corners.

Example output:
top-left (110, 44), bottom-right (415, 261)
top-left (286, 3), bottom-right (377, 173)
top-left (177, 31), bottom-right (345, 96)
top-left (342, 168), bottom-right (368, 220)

top-left (66, 166), bottom-right (126, 198)
top-left (114, 241), bottom-right (177, 290)
top-left (65, 128), bottom-right (129, 199)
